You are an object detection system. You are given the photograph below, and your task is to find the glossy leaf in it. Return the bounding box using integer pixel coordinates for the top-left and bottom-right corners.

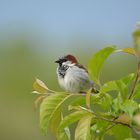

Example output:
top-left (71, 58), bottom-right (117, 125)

top-left (59, 110), bottom-right (92, 131)
top-left (58, 126), bottom-right (71, 140)
top-left (111, 125), bottom-right (131, 140)
top-left (117, 48), bottom-right (138, 57)
top-left (115, 80), bottom-right (127, 99)
top-left (34, 95), bottom-right (46, 110)
top-left (75, 115), bottom-right (92, 140)
top-left (100, 81), bottom-right (118, 93)
top-left (40, 93), bottom-right (73, 134)
top-left (50, 108), bottom-right (70, 140)
top-left (121, 100), bottom-right (139, 117)
top-left (70, 96), bottom-right (86, 106)
top-left (111, 93), bottom-right (122, 117)
top-left (97, 93), bottom-right (112, 111)
top-left (116, 73), bottom-right (135, 100)
top-left (86, 88), bottom-right (92, 108)
top-left (90, 124), bottom-right (97, 140)
top-left (125, 138), bottom-right (137, 140)
top-left (33, 78), bottom-right (49, 94)
top-left (88, 46), bottom-right (116, 85)
top-left (133, 27), bottom-right (140, 57)
top-left (94, 119), bottom-right (111, 139)
top-left (70, 94), bottom-right (103, 107)
top-left (133, 83), bottom-right (140, 99)
top-left (100, 73), bottom-right (135, 100)
top-left (50, 107), bottom-right (70, 140)
top-left (121, 73), bottom-right (135, 85)
top-left (50, 107), bottom-right (61, 135)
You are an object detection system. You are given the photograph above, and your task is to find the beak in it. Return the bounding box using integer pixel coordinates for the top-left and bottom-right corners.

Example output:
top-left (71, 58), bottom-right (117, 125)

top-left (55, 60), bottom-right (60, 63)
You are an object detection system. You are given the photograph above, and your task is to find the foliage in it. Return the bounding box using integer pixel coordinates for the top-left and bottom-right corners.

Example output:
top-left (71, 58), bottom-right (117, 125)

top-left (32, 32), bottom-right (140, 140)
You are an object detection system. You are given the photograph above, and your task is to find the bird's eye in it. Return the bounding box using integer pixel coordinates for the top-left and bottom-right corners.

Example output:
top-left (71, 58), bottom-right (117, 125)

top-left (63, 64), bottom-right (69, 70)
top-left (63, 59), bottom-right (67, 62)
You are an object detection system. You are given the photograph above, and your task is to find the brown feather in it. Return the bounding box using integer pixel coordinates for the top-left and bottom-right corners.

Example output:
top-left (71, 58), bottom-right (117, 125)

top-left (64, 54), bottom-right (88, 73)
top-left (76, 63), bottom-right (88, 73)
top-left (64, 54), bottom-right (78, 63)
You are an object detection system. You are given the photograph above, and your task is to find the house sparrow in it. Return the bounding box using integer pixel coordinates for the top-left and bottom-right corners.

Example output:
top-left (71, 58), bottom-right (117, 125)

top-left (55, 54), bottom-right (98, 93)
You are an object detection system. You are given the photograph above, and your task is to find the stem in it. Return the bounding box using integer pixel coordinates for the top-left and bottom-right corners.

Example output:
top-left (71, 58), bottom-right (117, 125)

top-left (128, 61), bottom-right (140, 99)
top-left (76, 106), bottom-right (136, 138)
top-left (92, 112), bottom-right (131, 128)
top-left (77, 105), bottom-right (131, 128)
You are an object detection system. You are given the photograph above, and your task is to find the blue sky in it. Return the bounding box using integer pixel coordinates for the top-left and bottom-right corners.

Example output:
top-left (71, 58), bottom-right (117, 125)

top-left (0, 0), bottom-right (140, 46)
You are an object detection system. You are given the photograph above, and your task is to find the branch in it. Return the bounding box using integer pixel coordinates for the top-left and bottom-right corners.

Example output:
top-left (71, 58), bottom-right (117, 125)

top-left (92, 112), bottom-right (132, 128)
top-left (77, 105), bottom-right (132, 128)
top-left (128, 61), bottom-right (140, 99)
top-left (91, 111), bottom-right (140, 137)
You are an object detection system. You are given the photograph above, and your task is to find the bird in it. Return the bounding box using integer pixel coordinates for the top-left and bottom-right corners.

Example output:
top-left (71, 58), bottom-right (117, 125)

top-left (55, 54), bottom-right (98, 93)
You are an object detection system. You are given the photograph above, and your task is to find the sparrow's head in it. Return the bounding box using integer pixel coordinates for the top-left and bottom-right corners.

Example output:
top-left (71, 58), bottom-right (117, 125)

top-left (55, 54), bottom-right (78, 66)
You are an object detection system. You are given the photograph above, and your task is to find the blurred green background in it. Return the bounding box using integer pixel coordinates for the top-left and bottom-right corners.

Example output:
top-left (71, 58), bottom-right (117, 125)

top-left (0, 0), bottom-right (140, 140)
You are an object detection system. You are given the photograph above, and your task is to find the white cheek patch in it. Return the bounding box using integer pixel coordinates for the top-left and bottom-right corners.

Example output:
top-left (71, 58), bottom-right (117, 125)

top-left (62, 61), bottom-right (75, 67)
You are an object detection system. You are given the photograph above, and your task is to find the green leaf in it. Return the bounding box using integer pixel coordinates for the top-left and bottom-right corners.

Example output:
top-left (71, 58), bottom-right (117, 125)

top-left (121, 100), bottom-right (139, 117)
top-left (75, 115), bottom-right (92, 140)
top-left (117, 48), bottom-right (138, 57)
top-left (133, 83), bottom-right (140, 99)
top-left (125, 138), bottom-right (137, 140)
top-left (121, 73), bottom-right (135, 85)
top-left (100, 81), bottom-right (118, 93)
top-left (33, 78), bottom-right (49, 94)
top-left (58, 126), bottom-right (70, 140)
top-left (100, 73), bottom-right (135, 100)
top-left (86, 88), bottom-right (92, 108)
top-left (115, 80), bottom-right (127, 99)
top-left (59, 110), bottom-right (92, 131)
top-left (88, 46), bottom-right (116, 85)
top-left (34, 95), bottom-right (46, 110)
top-left (111, 93), bottom-right (122, 117)
top-left (70, 94), bottom-right (103, 107)
top-left (133, 26), bottom-right (140, 57)
top-left (116, 73), bottom-right (135, 100)
top-left (40, 93), bottom-right (73, 134)
top-left (90, 124), bottom-right (97, 140)
top-left (92, 119), bottom-right (111, 139)
top-left (111, 125), bottom-right (131, 140)
top-left (58, 115), bottom-right (71, 140)
top-left (50, 107), bottom-right (61, 135)
top-left (97, 93), bottom-right (112, 111)
top-left (50, 108), bottom-right (70, 140)
top-left (70, 96), bottom-right (86, 106)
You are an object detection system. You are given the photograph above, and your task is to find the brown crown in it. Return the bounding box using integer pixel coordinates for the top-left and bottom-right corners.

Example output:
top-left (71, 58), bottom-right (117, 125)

top-left (64, 54), bottom-right (78, 63)
top-left (64, 54), bottom-right (88, 73)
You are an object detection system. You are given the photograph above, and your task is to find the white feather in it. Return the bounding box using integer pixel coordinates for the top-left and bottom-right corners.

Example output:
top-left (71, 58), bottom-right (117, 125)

top-left (57, 62), bottom-right (93, 93)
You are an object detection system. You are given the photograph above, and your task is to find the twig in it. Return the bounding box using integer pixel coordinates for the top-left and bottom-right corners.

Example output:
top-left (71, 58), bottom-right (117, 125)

top-left (128, 61), bottom-right (140, 99)
top-left (77, 105), bottom-right (131, 128)
top-left (92, 111), bottom-right (131, 128)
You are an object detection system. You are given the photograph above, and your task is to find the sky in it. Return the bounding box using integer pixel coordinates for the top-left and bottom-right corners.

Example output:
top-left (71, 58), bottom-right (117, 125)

top-left (0, 0), bottom-right (140, 46)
